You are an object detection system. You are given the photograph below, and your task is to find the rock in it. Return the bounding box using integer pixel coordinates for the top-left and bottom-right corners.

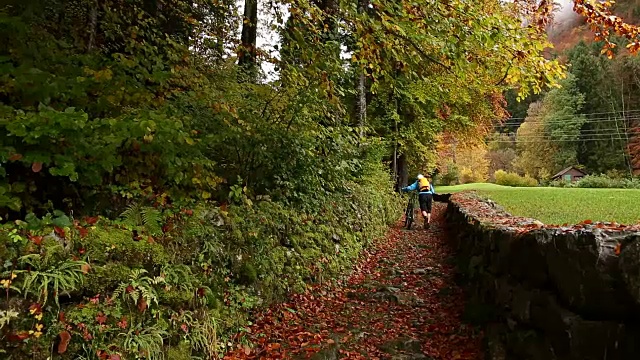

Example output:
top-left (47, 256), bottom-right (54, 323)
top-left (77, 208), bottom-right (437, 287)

top-left (545, 230), bottom-right (631, 318)
top-left (530, 292), bottom-right (626, 359)
top-left (485, 323), bottom-right (507, 360)
top-left (510, 286), bottom-right (533, 324)
top-left (618, 236), bottom-right (640, 306)
top-left (377, 286), bottom-right (401, 293)
top-left (308, 336), bottom-right (340, 360)
top-left (379, 337), bottom-right (423, 357)
top-left (504, 329), bottom-right (556, 360)
top-left (507, 231), bottom-right (549, 286)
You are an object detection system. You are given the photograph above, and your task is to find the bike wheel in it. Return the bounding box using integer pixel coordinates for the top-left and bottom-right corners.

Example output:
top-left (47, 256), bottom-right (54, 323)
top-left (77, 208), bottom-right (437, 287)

top-left (404, 201), bottom-right (414, 230)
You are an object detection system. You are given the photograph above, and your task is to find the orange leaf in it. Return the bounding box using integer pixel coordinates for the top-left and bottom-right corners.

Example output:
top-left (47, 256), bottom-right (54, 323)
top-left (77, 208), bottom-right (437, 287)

top-left (31, 162), bottom-right (43, 173)
top-left (615, 243), bottom-right (621, 255)
top-left (29, 235), bottom-right (43, 245)
top-left (8, 153), bottom-right (23, 161)
top-left (138, 298), bottom-right (147, 312)
top-left (58, 330), bottom-right (71, 354)
top-left (81, 264), bottom-right (91, 274)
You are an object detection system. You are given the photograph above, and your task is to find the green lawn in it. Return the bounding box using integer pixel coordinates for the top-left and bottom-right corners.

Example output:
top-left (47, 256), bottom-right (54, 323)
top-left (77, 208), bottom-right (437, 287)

top-left (436, 183), bottom-right (640, 225)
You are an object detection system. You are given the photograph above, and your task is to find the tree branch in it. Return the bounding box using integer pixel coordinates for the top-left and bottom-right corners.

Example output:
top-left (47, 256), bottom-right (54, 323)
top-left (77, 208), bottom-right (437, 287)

top-left (494, 58), bottom-right (515, 86)
top-left (387, 29), bottom-right (452, 73)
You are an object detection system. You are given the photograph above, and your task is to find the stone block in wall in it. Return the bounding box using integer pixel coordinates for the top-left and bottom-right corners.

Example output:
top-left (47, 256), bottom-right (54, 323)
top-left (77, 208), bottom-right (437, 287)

top-left (530, 292), bottom-right (626, 360)
top-left (618, 236), bottom-right (640, 309)
top-left (504, 327), bottom-right (556, 360)
top-left (485, 323), bottom-right (508, 360)
top-left (508, 231), bottom-right (549, 287)
top-left (488, 229), bottom-right (514, 276)
top-left (545, 230), bottom-right (630, 319)
top-left (510, 286), bottom-right (534, 324)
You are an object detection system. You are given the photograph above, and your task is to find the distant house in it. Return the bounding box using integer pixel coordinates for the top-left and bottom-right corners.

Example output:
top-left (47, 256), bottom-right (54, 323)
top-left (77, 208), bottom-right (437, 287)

top-left (551, 166), bottom-right (588, 182)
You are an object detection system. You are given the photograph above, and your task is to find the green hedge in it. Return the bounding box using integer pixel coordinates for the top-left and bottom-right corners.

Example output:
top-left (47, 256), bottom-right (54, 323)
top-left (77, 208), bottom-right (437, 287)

top-left (550, 174), bottom-right (640, 189)
top-left (0, 165), bottom-right (401, 359)
top-left (494, 170), bottom-right (538, 187)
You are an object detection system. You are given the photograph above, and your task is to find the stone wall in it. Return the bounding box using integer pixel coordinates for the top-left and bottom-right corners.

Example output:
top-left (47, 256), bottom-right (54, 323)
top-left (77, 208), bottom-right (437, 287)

top-left (444, 192), bottom-right (640, 360)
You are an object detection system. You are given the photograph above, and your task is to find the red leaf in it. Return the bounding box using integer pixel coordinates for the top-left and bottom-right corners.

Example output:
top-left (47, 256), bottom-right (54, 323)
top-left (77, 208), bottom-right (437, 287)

top-left (29, 303), bottom-right (42, 315)
top-left (54, 226), bottom-right (66, 238)
top-left (78, 227), bottom-right (89, 238)
top-left (8, 153), bottom-right (23, 161)
top-left (8, 331), bottom-right (30, 342)
top-left (110, 355), bottom-right (122, 360)
top-left (29, 235), bottom-right (43, 245)
top-left (31, 162), bottom-right (43, 173)
top-left (95, 312), bottom-right (107, 325)
top-left (58, 330), bottom-right (71, 354)
top-left (582, 219), bottom-right (593, 225)
top-left (85, 216), bottom-right (99, 225)
top-left (615, 243), bottom-right (622, 255)
top-left (138, 298), bottom-right (147, 312)
top-left (117, 317), bottom-right (128, 329)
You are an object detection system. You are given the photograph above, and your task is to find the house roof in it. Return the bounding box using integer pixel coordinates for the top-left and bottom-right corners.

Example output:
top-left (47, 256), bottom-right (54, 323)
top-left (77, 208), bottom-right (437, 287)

top-left (552, 166), bottom-right (587, 179)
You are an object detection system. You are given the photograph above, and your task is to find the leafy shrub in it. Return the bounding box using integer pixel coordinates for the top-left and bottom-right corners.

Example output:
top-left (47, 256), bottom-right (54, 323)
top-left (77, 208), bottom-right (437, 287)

top-left (549, 174), bottom-right (640, 189)
top-left (494, 170), bottom-right (538, 187)
top-left (459, 167), bottom-right (487, 184)
top-left (438, 163), bottom-right (460, 185)
top-left (575, 174), bottom-right (621, 188)
top-left (0, 161), bottom-right (401, 359)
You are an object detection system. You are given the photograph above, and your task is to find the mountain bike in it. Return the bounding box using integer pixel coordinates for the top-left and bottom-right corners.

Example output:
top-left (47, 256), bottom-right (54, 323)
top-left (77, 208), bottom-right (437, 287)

top-left (404, 192), bottom-right (417, 230)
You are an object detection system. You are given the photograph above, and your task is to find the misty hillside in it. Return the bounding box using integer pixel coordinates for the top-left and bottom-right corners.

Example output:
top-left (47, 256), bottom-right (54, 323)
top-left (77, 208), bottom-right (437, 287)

top-left (549, 0), bottom-right (640, 53)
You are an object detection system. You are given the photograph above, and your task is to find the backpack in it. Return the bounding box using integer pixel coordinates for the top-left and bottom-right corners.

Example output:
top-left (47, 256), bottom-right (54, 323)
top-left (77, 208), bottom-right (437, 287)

top-left (418, 177), bottom-right (431, 192)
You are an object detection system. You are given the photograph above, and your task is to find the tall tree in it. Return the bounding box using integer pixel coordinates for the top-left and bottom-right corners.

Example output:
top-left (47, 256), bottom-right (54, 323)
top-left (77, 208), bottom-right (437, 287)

top-left (239, 0), bottom-right (258, 76)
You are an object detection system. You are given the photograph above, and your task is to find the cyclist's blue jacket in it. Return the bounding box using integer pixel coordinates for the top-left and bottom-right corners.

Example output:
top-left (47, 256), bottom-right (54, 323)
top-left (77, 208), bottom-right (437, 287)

top-left (402, 181), bottom-right (435, 194)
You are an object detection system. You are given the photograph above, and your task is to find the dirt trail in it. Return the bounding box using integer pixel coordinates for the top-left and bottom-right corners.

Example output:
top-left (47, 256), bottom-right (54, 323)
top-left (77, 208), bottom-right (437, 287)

top-left (224, 203), bottom-right (483, 360)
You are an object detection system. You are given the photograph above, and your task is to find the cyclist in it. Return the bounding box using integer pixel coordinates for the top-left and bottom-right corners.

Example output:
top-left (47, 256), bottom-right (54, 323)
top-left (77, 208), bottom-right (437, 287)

top-left (402, 174), bottom-right (435, 229)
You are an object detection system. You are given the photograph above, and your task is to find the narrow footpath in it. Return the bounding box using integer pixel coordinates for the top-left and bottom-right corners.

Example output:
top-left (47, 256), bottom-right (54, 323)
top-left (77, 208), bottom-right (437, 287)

top-left (224, 203), bottom-right (483, 360)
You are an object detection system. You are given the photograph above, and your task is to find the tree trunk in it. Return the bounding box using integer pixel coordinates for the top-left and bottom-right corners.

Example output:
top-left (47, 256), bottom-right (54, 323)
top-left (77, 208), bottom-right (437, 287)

top-left (398, 153), bottom-right (409, 189)
top-left (239, 0), bottom-right (258, 76)
top-left (87, 0), bottom-right (98, 52)
top-left (356, 0), bottom-right (368, 138)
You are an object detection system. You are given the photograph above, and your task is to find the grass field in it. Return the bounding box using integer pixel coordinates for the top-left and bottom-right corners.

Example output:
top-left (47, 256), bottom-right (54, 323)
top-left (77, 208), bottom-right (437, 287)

top-left (436, 183), bottom-right (640, 225)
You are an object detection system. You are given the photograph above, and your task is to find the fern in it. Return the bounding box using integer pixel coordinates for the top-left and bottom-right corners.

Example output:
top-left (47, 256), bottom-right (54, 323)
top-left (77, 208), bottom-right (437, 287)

top-left (121, 202), bottom-right (163, 236)
top-left (141, 207), bottom-right (162, 236)
top-left (169, 310), bottom-right (218, 358)
top-left (120, 325), bottom-right (167, 360)
top-left (114, 268), bottom-right (164, 307)
top-left (15, 249), bottom-right (87, 306)
top-left (0, 309), bottom-right (19, 330)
